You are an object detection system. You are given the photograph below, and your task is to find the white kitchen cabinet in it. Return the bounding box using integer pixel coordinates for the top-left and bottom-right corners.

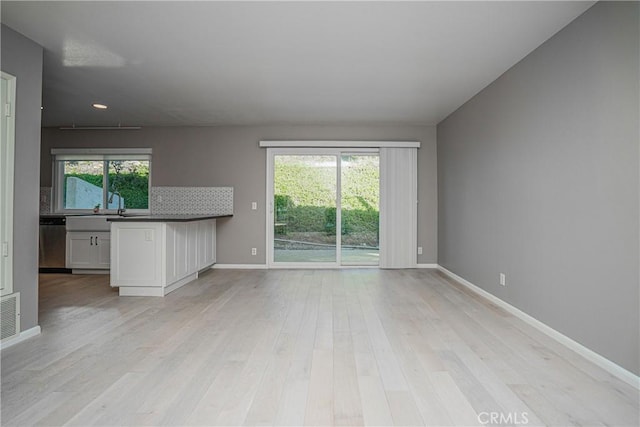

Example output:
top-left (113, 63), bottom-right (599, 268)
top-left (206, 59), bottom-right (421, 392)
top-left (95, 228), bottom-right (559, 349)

top-left (170, 223), bottom-right (188, 280)
top-left (110, 218), bottom-right (218, 296)
top-left (166, 220), bottom-right (215, 279)
top-left (165, 223), bottom-right (189, 284)
top-left (66, 231), bottom-right (110, 272)
top-left (187, 222), bottom-right (198, 274)
top-left (110, 223), bottom-right (162, 289)
top-left (197, 219), bottom-right (216, 270)
top-left (164, 223), bottom-right (178, 285)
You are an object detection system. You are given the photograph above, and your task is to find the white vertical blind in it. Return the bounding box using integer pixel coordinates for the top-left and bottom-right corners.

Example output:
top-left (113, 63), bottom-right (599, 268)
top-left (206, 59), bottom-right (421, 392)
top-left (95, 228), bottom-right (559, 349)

top-left (379, 147), bottom-right (418, 268)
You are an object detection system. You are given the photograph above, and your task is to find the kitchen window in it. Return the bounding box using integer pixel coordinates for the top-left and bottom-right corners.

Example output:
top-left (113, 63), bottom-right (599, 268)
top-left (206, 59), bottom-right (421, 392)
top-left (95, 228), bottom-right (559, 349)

top-left (52, 148), bottom-right (152, 213)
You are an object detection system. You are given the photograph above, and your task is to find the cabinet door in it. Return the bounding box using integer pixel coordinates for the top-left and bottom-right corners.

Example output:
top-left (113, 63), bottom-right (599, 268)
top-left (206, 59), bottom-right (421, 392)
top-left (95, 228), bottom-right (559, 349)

top-left (209, 219), bottom-right (216, 265)
top-left (197, 220), bottom-right (215, 270)
top-left (203, 220), bottom-right (216, 266)
top-left (197, 221), bottom-right (207, 270)
top-left (186, 222), bottom-right (198, 274)
top-left (175, 223), bottom-right (188, 279)
top-left (66, 232), bottom-right (95, 268)
top-left (165, 224), bottom-right (178, 284)
top-left (94, 232), bottom-right (111, 269)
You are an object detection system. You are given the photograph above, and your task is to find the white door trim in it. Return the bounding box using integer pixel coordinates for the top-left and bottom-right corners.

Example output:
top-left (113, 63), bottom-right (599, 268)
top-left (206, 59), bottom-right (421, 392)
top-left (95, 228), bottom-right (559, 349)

top-left (266, 147), bottom-right (379, 269)
top-left (1, 72), bottom-right (16, 296)
top-left (260, 140), bottom-right (419, 148)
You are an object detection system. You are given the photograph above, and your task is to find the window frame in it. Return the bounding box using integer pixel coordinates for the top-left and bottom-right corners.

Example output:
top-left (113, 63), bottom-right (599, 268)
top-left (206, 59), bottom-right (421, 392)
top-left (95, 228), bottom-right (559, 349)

top-left (51, 148), bottom-right (152, 214)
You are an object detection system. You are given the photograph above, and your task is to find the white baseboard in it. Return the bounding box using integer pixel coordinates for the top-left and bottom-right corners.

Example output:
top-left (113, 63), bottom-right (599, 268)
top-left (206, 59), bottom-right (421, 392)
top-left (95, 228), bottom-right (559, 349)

top-left (417, 263), bottom-right (439, 269)
top-left (212, 264), bottom-right (268, 270)
top-left (0, 325), bottom-right (41, 350)
top-left (214, 264), bottom-right (437, 270)
top-left (437, 265), bottom-right (640, 390)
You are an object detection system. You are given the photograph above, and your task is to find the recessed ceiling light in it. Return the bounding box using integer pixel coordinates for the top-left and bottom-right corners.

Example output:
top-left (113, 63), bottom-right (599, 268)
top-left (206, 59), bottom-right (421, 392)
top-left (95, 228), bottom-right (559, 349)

top-left (92, 103), bottom-right (108, 109)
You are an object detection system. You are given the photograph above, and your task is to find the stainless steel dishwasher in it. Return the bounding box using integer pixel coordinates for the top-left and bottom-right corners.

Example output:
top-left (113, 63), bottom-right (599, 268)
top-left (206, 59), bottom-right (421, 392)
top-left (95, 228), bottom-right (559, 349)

top-left (39, 215), bottom-right (70, 273)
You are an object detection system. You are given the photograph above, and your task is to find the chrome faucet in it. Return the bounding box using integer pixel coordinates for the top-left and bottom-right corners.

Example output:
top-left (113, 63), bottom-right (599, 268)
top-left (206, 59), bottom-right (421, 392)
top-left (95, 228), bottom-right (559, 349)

top-left (108, 190), bottom-right (126, 215)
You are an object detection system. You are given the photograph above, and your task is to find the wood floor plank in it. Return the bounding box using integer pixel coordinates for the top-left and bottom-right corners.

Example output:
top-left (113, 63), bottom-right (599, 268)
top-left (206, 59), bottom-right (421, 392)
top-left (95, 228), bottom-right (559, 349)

top-left (273, 272), bottom-right (321, 426)
top-left (429, 371), bottom-right (481, 426)
top-left (333, 342), bottom-right (364, 425)
top-left (63, 371), bottom-right (147, 426)
top-left (357, 375), bottom-right (395, 426)
top-left (242, 280), bottom-right (308, 426)
top-left (304, 349), bottom-right (334, 426)
top-left (214, 319), bottom-right (283, 425)
top-left (0, 269), bottom-right (637, 427)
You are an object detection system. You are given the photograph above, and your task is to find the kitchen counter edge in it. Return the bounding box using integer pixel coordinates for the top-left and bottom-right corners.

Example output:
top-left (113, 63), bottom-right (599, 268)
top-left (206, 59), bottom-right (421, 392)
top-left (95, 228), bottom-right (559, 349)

top-left (107, 214), bottom-right (233, 222)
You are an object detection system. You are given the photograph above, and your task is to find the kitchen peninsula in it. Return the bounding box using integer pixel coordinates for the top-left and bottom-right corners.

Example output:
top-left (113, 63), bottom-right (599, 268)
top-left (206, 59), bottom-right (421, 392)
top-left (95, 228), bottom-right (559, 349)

top-left (108, 214), bottom-right (231, 296)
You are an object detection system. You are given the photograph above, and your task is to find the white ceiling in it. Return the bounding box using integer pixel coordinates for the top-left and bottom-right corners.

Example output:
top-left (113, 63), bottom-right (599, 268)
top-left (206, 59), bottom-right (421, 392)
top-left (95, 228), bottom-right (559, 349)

top-left (1, 1), bottom-right (595, 127)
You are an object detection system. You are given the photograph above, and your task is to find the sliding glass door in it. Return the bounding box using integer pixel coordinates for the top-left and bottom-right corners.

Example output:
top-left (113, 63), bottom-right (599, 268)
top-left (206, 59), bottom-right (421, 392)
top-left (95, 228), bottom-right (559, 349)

top-left (268, 149), bottom-right (379, 267)
top-left (273, 154), bottom-right (337, 263)
top-left (340, 154), bottom-right (379, 265)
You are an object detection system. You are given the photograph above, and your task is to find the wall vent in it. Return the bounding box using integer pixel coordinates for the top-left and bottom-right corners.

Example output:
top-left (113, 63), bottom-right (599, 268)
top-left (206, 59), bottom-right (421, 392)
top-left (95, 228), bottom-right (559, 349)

top-left (1, 293), bottom-right (20, 341)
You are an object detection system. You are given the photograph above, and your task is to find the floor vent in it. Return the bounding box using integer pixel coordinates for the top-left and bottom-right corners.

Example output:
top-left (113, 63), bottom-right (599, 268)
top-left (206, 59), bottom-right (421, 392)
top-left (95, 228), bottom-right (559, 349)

top-left (1, 293), bottom-right (20, 341)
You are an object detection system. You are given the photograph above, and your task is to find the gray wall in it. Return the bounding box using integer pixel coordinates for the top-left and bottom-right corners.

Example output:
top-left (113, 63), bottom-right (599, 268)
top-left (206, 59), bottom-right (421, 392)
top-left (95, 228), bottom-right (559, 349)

top-left (41, 125), bottom-right (437, 265)
top-left (1, 25), bottom-right (43, 332)
top-left (438, 2), bottom-right (639, 375)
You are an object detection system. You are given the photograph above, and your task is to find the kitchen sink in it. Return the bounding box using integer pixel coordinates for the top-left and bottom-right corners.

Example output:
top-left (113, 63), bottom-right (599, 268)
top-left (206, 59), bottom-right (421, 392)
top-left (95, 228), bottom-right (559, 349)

top-left (66, 214), bottom-right (149, 231)
top-left (65, 215), bottom-right (116, 231)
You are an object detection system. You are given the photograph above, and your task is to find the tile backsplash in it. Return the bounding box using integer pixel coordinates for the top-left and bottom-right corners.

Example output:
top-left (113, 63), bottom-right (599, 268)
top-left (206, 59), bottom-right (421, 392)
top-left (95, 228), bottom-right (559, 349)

top-left (40, 187), bottom-right (52, 213)
top-left (150, 186), bottom-right (233, 215)
top-left (40, 185), bottom-right (233, 216)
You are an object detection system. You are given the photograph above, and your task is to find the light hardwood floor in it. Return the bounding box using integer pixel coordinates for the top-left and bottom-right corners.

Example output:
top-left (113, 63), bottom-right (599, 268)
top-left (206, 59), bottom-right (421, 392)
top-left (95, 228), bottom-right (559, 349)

top-left (1, 269), bottom-right (638, 426)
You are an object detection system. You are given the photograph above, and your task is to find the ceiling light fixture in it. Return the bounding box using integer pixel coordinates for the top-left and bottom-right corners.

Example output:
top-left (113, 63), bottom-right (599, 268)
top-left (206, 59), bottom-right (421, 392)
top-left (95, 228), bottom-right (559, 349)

top-left (92, 103), bottom-right (108, 109)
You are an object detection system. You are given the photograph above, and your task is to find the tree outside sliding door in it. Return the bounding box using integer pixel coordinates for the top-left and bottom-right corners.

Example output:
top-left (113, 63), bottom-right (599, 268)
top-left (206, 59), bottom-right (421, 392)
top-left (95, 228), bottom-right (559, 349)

top-left (270, 150), bottom-right (379, 266)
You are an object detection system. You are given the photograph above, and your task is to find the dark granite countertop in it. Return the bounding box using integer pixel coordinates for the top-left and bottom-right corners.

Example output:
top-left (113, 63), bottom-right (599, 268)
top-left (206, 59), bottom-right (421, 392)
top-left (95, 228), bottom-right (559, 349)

top-left (106, 214), bottom-right (232, 222)
top-left (40, 213), bottom-right (89, 218)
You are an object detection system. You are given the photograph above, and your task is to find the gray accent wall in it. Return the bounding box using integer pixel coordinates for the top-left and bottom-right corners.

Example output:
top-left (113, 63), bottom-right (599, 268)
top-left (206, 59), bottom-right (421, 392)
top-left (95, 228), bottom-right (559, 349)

top-left (41, 125), bottom-right (437, 265)
top-left (437, 2), bottom-right (639, 374)
top-left (1, 25), bottom-right (43, 332)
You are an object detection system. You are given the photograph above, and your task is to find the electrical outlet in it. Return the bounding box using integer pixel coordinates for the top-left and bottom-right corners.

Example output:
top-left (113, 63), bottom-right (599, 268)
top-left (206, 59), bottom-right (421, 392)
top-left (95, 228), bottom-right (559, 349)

top-left (417, 246), bottom-right (423, 255)
top-left (500, 273), bottom-right (506, 286)
top-left (251, 247), bottom-right (257, 256)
